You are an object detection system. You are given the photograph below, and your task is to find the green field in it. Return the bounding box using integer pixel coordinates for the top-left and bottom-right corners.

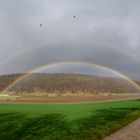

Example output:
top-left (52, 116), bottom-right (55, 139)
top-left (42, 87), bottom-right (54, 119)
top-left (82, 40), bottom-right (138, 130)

top-left (0, 98), bottom-right (140, 140)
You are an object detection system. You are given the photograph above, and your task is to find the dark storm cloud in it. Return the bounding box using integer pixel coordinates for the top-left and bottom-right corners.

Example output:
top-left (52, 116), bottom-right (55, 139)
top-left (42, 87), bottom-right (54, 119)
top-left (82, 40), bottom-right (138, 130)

top-left (0, 43), bottom-right (140, 80)
top-left (38, 63), bottom-right (121, 78)
top-left (0, 0), bottom-right (140, 80)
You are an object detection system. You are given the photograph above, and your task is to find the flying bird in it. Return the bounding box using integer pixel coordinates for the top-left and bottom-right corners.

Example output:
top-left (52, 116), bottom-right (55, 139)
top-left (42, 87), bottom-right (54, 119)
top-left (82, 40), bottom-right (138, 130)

top-left (73, 16), bottom-right (75, 18)
top-left (40, 24), bottom-right (42, 27)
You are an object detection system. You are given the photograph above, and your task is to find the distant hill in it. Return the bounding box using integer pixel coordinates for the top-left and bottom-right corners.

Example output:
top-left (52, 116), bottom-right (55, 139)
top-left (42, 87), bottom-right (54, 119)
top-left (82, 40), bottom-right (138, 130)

top-left (0, 73), bottom-right (140, 95)
top-left (134, 80), bottom-right (140, 87)
top-left (0, 74), bottom-right (24, 92)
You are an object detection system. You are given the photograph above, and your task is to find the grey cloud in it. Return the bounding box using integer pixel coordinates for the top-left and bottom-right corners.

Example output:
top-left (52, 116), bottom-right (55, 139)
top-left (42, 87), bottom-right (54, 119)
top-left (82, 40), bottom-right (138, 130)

top-left (0, 0), bottom-right (140, 80)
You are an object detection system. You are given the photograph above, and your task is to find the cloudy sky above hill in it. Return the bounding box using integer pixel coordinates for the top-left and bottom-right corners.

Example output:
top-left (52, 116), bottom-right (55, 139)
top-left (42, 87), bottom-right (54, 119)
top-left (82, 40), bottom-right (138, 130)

top-left (0, 0), bottom-right (140, 80)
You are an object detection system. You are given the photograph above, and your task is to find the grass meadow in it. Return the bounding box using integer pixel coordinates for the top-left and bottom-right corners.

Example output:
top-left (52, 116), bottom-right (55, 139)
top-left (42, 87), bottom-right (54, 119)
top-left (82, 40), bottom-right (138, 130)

top-left (0, 98), bottom-right (140, 140)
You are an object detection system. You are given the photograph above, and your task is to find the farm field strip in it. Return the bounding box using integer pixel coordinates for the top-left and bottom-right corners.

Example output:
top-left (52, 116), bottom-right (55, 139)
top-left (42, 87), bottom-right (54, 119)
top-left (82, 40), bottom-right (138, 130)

top-left (0, 98), bottom-right (140, 140)
top-left (0, 97), bottom-right (140, 119)
top-left (0, 94), bottom-right (140, 104)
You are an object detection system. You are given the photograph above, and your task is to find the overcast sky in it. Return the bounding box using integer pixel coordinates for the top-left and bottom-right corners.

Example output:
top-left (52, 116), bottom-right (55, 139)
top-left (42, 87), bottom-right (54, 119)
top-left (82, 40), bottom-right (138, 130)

top-left (0, 0), bottom-right (140, 80)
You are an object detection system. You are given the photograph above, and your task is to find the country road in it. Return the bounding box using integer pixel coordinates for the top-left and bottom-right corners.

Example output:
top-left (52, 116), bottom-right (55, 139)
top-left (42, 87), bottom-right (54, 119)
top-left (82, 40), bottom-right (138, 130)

top-left (103, 118), bottom-right (140, 140)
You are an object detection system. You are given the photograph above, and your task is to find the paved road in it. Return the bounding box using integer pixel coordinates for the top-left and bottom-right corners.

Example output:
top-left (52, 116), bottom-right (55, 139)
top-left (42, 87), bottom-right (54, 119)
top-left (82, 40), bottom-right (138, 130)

top-left (103, 118), bottom-right (140, 140)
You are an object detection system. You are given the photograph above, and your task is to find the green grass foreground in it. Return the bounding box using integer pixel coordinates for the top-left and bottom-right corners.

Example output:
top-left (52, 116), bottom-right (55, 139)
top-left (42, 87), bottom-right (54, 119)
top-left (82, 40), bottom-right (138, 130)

top-left (0, 99), bottom-right (140, 140)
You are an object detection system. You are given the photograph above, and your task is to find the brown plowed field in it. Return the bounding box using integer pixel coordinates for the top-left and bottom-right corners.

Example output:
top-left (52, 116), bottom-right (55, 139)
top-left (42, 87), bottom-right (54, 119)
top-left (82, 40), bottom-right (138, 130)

top-left (0, 94), bottom-right (140, 103)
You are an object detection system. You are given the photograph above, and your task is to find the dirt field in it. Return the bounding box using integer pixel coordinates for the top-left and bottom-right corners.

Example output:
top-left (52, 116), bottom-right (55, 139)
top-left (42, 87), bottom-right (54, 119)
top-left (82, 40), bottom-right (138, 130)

top-left (0, 94), bottom-right (140, 103)
top-left (103, 118), bottom-right (140, 140)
